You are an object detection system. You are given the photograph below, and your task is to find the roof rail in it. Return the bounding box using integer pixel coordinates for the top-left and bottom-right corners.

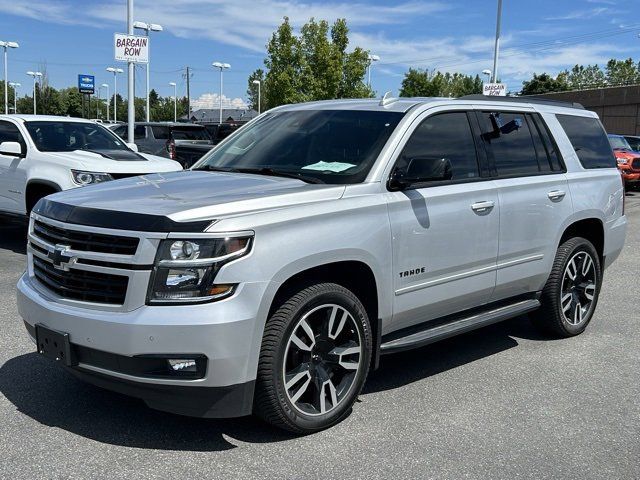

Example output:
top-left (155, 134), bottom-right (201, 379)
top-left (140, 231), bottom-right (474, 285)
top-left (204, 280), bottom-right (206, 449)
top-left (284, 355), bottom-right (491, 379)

top-left (457, 94), bottom-right (584, 110)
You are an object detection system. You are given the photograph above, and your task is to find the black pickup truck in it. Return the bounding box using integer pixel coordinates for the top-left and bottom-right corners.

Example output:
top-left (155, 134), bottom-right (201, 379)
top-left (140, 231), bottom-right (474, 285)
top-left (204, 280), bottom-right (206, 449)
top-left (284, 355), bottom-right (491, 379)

top-left (110, 122), bottom-right (214, 168)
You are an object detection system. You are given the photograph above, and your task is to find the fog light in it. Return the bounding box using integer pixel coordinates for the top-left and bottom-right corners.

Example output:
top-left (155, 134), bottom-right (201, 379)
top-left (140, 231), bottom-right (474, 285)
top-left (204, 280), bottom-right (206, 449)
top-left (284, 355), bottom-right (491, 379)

top-left (167, 358), bottom-right (197, 373)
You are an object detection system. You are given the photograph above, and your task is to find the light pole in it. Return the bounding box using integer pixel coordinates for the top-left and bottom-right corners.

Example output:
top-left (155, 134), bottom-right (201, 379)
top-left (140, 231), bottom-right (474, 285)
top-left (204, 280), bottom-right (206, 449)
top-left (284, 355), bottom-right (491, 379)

top-left (1, 41), bottom-right (19, 115)
top-left (133, 21), bottom-right (163, 122)
top-left (491, 0), bottom-right (503, 83)
top-left (106, 67), bottom-right (124, 122)
top-left (482, 69), bottom-right (492, 83)
top-left (8, 81), bottom-right (19, 113)
top-left (252, 79), bottom-right (261, 115)
top-left (212, 62), bottom-right (230, 124)
top-left (367, 54), bottom-right (380, 88)
top-left (101, 83), bottom-right (110, 122)
top-left (26, 71), bottom-right (42, 114)
top-left (168, 82), bottom-right (177, 122)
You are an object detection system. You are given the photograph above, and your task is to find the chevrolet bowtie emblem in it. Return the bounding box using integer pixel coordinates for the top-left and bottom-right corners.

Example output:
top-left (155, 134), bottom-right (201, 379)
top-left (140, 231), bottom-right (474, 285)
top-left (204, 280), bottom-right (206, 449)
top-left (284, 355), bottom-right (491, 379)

top-left (48, 244), bottom-right (74, 270)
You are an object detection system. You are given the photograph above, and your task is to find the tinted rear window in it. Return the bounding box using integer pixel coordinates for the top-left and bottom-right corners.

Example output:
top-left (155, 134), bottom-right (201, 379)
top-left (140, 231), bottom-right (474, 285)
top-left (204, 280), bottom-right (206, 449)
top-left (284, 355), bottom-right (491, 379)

top-left (556, 115), bottom-right (616, 169)
top-left (171, 127), bottom-right (211, 141)
top-left (151, 126), bottom-right (170, 140)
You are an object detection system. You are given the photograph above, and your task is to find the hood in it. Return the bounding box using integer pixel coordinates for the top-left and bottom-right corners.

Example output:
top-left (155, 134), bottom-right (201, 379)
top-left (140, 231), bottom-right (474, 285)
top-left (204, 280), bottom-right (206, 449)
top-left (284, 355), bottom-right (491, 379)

top-left (45, 150), bottom-right (182, 173)
top-left (44, 170), bottom-right (346, 224)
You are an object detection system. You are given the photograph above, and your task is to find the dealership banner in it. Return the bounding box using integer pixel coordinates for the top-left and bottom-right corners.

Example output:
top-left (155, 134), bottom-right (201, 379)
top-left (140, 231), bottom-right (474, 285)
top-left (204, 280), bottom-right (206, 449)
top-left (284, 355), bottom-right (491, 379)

top-left (114, 33), bottom-right (149, 64)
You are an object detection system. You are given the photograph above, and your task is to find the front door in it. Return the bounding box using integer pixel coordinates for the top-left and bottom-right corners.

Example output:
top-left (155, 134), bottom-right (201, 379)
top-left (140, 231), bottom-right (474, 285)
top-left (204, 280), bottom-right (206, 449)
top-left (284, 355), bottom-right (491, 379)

top-left (0, 120), bottom-right (27, 214)
top-left (386, 109), bottom-right (500, 333)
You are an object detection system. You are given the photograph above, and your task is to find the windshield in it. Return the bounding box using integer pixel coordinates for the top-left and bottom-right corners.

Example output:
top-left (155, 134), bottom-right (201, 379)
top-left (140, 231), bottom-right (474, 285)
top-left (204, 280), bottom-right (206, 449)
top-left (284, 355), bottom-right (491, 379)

top-left (608, 136), bottom-right (631, 150)
top-left (171, 127), bottom-right (211, 141)
top-left (193, 110), bottom-right (404, 184)
top-left (25, 121), bottom-right (130, 153)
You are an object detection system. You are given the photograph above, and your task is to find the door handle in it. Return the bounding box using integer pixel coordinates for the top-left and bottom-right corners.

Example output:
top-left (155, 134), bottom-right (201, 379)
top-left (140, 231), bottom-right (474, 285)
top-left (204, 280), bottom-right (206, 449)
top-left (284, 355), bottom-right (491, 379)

top-left (471, 201), bottom-right (495, 213)
top-left (548, 190), bottom-right (566, 201)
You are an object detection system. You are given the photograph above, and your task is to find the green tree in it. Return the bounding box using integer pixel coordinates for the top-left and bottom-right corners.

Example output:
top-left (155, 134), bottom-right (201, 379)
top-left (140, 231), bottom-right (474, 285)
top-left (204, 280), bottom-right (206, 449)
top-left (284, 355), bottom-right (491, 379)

top-left (257, 16), bottom-right (372, 109)
top-left (0, 81), bottom-right (17, 113)
top-left (246, 68), bottom-right (265, 112)
top-left (605, 58), bottom-right (640, 86)
top-left (399, 69), bottom-right (482, 97)
top-left (521, 73), bottom-right (569, 95)
top-left (566, 64), bottom-right (606, 90)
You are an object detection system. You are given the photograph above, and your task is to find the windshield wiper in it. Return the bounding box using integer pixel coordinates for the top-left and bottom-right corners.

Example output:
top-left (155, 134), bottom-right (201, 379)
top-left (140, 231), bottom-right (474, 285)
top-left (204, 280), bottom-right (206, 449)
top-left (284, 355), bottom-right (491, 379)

top-left (194, 165), bottom-right (324, 184)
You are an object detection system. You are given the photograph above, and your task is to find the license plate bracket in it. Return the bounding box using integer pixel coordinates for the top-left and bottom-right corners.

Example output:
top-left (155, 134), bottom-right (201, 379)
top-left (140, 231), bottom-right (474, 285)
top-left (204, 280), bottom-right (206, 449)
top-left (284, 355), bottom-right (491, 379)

top-left (35, 324), bottom-right (77, 366)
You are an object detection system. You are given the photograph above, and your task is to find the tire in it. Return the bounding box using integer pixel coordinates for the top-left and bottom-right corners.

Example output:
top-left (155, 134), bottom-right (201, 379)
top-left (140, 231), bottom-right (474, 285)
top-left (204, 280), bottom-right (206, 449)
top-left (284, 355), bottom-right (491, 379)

top-left (254, 283), bottom-right (372, 434)
top-left (530, 237), bottom-right (602, 337)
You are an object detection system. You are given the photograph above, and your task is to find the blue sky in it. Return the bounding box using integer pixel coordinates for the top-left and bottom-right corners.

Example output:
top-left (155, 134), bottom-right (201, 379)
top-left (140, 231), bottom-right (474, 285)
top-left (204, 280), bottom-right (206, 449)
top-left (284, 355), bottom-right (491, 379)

top-left (0, 0), bottom-right (639, 108)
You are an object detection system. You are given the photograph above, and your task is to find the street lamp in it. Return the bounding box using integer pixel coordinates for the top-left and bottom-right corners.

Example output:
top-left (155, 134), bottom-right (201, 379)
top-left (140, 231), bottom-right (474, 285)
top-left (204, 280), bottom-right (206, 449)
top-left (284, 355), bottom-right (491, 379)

top-left (101, 83), bottom-right (110, 122)
top-left (8, 81), bottom-right (20, 114)
top-left (168, 82), bottom-right (177, 122)
top-left (367, 54), bottom-right (380, 88)
top-left (106, 67), bottom-right (124, 122)
top-left (26, 71), bottom-right (42, 114)
top-left (252, 79), bottom-right (261, 115)
top-left (212, 62), bottom-right (230, 124)
top-left (133, 21), bottom-right (163, 122)
top-left (1, 41), bottom-right (19, 115)
top-left (482, 69), bottom-right (492, 83)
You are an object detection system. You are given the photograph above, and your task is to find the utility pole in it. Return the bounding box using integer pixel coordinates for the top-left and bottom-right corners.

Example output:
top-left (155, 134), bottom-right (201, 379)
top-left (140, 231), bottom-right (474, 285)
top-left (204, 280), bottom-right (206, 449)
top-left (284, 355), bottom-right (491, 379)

top-left (491, 0), bottom-right (503, 83)
top-left (127, 0), bottom-right (135, 143)
top-left (183, 66), bottom-right (192, 120)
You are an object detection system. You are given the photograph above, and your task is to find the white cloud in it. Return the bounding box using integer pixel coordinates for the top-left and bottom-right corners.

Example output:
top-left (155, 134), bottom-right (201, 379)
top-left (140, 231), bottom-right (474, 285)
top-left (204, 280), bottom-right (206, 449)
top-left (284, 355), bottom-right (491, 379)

top-left (191, 93), bottom-right (248, 110)
top-left (546, 7), bottom-right (615, 21)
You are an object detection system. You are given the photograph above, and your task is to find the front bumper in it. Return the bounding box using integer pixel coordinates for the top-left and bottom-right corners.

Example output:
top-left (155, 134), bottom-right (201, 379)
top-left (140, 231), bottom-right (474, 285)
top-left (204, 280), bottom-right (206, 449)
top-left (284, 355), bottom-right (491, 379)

top-left (620, 171), bottom-right (640, 184)
top-left (17, 273), bottom-right (271, 418)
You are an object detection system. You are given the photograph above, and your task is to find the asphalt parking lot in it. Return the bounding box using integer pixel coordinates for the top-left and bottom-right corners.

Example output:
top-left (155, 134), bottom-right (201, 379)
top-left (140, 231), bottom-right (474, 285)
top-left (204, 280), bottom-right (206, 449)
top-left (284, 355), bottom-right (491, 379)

top-left (1, 194), bottom-right (639, 480)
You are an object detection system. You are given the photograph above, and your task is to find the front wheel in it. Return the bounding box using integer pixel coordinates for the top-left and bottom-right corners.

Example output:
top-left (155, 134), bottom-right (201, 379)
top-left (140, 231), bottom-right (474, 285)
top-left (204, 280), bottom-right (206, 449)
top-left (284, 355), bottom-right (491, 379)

top-left (254, 283), bottom-right (372, 433)
top-left (531, 237), bottom-right (602, 337)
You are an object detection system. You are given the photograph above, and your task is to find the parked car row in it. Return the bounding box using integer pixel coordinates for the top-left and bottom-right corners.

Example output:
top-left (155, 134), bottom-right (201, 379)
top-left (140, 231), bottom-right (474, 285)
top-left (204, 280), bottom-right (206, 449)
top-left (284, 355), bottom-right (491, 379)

top-left (608, 134), bottom-right (640, 187)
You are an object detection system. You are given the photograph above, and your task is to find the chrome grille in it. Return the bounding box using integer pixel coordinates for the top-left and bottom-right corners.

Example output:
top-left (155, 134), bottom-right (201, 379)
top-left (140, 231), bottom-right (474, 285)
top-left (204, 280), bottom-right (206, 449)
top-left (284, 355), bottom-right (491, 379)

top-left (33, 219), bottom-right (139, 255)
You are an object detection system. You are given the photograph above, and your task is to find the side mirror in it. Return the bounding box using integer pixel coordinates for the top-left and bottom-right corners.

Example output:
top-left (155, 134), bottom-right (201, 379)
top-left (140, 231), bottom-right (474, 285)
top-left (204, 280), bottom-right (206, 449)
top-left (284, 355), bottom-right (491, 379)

top-left (389, 157), bottom-right (453, 190)
top-left (127, 142), bottom-right (139, 152)
top-left (0, 141), bottom-right (25, 157)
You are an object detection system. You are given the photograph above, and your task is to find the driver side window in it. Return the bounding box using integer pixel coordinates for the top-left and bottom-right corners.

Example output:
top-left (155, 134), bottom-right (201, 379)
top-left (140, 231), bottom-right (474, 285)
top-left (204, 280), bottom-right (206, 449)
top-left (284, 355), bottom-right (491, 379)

top-left (399, 112), bottom-right (480, 182)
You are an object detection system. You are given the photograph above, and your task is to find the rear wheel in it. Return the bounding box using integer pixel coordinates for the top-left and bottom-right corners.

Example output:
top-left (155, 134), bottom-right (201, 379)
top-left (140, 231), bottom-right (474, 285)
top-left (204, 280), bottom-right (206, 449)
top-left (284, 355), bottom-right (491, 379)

top-left (254, 283), bottom-right (372, 433)
top-left (531, 237), bottom-right (602, 337)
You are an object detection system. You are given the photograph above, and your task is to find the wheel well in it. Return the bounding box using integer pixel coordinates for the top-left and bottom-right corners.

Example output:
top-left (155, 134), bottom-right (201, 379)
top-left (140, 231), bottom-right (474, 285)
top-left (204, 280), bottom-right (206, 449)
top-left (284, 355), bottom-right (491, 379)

top-left (270, 261), bottom-right (380, 361)
top-left (559, 218), bottom-right (604, 263)
top-left (26, 181), bottom-right (60, 213)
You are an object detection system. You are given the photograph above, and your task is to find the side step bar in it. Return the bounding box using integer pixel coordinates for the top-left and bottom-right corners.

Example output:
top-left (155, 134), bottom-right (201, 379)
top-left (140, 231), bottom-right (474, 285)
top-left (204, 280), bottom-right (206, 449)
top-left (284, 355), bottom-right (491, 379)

top-left (380, 299), bottom-right (540, 355)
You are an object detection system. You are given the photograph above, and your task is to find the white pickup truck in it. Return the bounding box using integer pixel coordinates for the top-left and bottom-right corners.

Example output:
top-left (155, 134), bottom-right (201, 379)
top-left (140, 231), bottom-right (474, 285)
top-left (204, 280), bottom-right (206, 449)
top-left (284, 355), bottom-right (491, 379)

top-left (0, 115), bottom-right (182, 215)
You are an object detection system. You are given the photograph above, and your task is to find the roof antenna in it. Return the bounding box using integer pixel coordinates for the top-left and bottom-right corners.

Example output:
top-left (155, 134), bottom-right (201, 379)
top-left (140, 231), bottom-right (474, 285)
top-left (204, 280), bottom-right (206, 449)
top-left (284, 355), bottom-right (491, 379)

top-left (379, 91), bottom-right (397, 106)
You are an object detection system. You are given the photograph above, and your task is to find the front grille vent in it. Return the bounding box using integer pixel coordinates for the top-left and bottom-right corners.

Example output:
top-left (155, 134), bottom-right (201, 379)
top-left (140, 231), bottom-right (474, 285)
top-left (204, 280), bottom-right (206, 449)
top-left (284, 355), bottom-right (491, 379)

top-left (33, 220), bottom-right (139, 255)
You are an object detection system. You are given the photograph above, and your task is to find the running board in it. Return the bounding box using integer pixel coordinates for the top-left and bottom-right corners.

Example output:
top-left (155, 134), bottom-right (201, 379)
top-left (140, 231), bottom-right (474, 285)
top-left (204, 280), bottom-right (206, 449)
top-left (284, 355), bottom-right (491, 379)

top-left (380, 299), bottom-right (540, 355)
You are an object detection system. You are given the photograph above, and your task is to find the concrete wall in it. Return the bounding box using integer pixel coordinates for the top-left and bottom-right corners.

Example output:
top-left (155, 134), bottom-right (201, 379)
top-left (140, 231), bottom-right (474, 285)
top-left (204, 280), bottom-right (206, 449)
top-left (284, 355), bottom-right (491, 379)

top-left (533, 85), bottom-right (640, 135)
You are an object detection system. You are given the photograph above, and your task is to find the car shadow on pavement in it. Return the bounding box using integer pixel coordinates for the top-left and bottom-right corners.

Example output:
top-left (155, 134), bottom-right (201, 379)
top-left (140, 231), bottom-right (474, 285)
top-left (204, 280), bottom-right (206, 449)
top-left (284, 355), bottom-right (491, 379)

top-left (0, 353), bottom-right (297, 452)
top-left (364, 315), bottom-right (547, 394)
top-left (0, 316), bottom-right (549, 451)
top-left (0, 218), bottom-right (28, 255)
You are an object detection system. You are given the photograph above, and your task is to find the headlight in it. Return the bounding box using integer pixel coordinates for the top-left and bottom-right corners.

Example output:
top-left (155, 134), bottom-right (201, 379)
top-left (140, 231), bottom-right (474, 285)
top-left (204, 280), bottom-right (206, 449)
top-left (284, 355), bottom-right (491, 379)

top-left (616, 158), bottom-right (628, 165)
top-left (148, 236), bottom-right (252, 304)
top-left (71, 170), bottom-right (114, 185)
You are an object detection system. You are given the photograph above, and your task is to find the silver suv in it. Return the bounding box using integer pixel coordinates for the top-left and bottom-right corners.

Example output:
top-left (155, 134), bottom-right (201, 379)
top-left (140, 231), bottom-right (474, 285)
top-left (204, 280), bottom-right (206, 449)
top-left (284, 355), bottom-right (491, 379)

top-left (17, 96), bottom-right (627, 433)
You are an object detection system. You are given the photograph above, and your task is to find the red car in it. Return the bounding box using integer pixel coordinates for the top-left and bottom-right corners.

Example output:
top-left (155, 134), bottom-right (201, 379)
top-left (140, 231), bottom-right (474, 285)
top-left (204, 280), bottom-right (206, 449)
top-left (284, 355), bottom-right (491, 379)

top-left (608, 134), bottom-right (640, 187)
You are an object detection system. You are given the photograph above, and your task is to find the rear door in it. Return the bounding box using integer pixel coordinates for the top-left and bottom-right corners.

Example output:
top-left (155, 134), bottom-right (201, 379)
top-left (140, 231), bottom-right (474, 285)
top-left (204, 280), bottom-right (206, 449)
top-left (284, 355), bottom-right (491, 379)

top-left (476, 109), bottom-right (573, 301)
top-left (386, 108), bottom-right (500, 331)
